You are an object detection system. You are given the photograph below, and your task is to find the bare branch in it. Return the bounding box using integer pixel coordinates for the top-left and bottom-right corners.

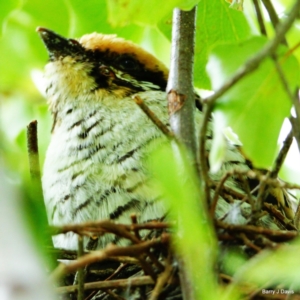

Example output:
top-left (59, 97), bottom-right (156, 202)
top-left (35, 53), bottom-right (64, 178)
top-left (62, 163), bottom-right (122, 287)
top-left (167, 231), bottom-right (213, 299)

top-left (270, 129), bottom-right (293, 178)
top-left (132, 95), bottom-right (173, 138)
top-left (51, 238), bottom-right (167, 280)
top-left (56, 276), bottom-right (155, 294)
top-left (77, 236), bottom-right (84, 300)
top-left (167, 7), bottom-right (198, 163)
top-left (216, 220), bottom-right (297, 241)
top-left (149, 255), bottom-right (173, 300)
top-left (26, 120), bottom-right (42, 182)
top-left (166, 7), bottom-right (201, 300)
top-left (261, 0), bottom-right (288, 46)
top-left (252, 0), bottom-right (267, 36)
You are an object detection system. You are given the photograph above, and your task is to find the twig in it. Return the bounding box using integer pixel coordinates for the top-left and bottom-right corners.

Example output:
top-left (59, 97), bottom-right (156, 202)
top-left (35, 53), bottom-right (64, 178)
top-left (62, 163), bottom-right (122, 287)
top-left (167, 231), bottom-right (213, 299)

top-left (263, 202), bottom-right (296, 230)
top-left (252, 0), bottom-right (267, 36)
top-left (149, 256), bottom-right (173, 300)
top-left (130, 213), bottom-right (141, 241)
top-left (295, 193), bottom-right (300, 230)
top-left (56, 276), bottom-right (155, 294)
top-left (199, 105), bottom-right (213, 204)
top-left (203, 0), bottom-right (300, 106)
top-left (261, 0), bottom-right (288, 46)
top-left (77, 236), bottom-right (84, 300)
top-left (216, 220), bottom-right (298, 240)
top-left (51, 238), bottom-right (167, 280)
top-left (270, 129), bottom-right (293, 178)
top-left (290, 89), bottom-right (300, 151)
top-left (210, 172), bottom-right (232, 218)
top-left (26, 120), bottom-right (53, 248)
top-left (137, 255), bottom-right (157, 281)
top-left (50, 220), bottom-right (170, 237)
top-left (254, 175), bottom-right (269, 216)
top-left (132, 95), bottom-right (173, 138)
top-left (26, 120), bottom-right (42, 180)
top-left (239, 233), bottom-right (262, 252)
top-left (105, 290), bottom-right (125, 300)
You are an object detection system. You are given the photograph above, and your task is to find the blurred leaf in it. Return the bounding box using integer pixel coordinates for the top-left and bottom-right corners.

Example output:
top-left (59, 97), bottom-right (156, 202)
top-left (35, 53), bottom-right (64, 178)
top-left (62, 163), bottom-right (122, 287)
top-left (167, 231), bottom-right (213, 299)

top-left (0, 166), bottom-right (55, 299)
top-left (106, 0), bottom-right (198, 27)
top-left (207, 37), bottom-right (299, 168)
top-left (0, 0), bottom-right (20, 36)
top-left (158, 0), bottom-right (252, 89)
top-left (234, 239), bottom-right (300, 289)
top-left (149, 142), bottom-right (219, 300)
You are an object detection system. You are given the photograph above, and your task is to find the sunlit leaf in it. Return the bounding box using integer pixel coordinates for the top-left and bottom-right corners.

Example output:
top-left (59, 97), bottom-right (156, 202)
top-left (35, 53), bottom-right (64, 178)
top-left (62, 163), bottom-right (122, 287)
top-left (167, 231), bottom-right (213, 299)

top-left (234, 239), bottom-right (300, 290)
top-left (106, 0), bottom-right (198, 27)
top-left (207, 37), bottom-right (299, 168)
top-left (149, 142), bottom-right (219, 300)
top-left (0, 0), bottom-right (20, 36)
top-left (158, 0), bottom-right (252, 89)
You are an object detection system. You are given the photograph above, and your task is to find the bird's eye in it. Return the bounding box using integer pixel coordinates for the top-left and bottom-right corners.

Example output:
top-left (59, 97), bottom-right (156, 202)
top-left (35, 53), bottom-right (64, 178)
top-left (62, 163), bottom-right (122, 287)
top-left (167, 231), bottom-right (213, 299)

top-left (118, 57), bottom-right (138, 71)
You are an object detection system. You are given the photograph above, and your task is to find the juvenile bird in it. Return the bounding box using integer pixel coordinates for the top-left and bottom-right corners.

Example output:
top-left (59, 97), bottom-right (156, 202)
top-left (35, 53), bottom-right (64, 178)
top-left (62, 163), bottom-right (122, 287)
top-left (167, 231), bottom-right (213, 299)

top-left (37, 28), bottom-right (294, 250)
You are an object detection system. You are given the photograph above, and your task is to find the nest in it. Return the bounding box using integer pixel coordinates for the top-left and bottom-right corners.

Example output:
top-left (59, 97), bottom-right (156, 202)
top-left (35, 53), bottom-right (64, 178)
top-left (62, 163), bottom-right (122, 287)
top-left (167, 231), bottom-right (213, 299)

top-left (48, 192), bottom-right (299, 300)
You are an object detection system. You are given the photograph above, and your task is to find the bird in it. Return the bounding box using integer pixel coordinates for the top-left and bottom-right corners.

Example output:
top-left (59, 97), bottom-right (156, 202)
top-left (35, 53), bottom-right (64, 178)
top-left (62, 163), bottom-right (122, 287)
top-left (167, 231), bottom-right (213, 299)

top-left (37, 27), bottom-right (295, 251)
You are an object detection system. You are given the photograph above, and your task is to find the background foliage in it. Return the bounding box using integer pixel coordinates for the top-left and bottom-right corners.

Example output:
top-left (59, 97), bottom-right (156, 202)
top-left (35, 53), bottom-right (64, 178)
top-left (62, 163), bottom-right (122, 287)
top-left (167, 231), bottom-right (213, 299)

top-left (1, 0), bottom-right (300, 181)
top-left (1, 0), bottom-right (300, 298)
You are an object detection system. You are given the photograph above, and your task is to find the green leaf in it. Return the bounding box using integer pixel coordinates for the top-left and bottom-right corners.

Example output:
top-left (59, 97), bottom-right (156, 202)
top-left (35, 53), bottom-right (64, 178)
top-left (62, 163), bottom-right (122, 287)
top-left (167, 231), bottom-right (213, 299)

top-left (149, 142), bottom-right (219, 300)
top-left (158, 0), bottom-right (252, 89)
top-left (106, 0), bottom-right (198, 27)
top-left (234, 239), bottom-right (300, 289)
top-left (207, 37), bottom-right (299, 168)
top-left (0, 0), bottom-right (20, 36)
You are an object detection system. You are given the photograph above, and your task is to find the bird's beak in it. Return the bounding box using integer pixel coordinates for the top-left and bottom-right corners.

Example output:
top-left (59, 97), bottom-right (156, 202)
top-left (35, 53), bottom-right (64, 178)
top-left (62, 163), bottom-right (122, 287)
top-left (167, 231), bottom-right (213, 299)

top-left (36, 27), bottom-right (83, 60)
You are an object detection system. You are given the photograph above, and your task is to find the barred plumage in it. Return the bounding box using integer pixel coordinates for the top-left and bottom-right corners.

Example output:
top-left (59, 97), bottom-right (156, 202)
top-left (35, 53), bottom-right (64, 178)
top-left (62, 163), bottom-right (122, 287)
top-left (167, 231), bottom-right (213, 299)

top-left (38, 28), bottom-right (294, 250)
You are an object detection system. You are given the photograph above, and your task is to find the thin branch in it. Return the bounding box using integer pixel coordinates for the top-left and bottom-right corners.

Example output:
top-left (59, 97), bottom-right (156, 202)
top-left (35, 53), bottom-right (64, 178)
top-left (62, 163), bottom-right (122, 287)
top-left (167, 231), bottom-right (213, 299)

top-left (199, 105), bottom-right (213, 204)
top-left (149, 255), bottom-right (173, 300)
top-left (26, 120), bottom-right (42, 180)
top-left (252, 0), bottom-right (267, 36)
top-left (290, 90), bottom-right (300, 152)
top-left (270, 128), bottom-right (293, 178)
top-left (263, 203), bottom-right (296, 230)
top-left (203, 0), bottom-right (300, 106)
top-left (132, 95), bottom-right (173, 138)
top-left (51, 238), bottom-right (167, 280)
top-left (216, 220), bottom-right (298, 240)
top-left (56, 276), bottom-right (155, 294)
top-left (239, 233), bottom-right (262, 252)
top-left (26, 120), bottom-right (53, 248)
top-left (167, 7), bottom-right (198, 163)
top-left (50, 220), bottom-right (170, 237)
top-left (77, 236), bottom-right (84, 300)
top-left (261, 0), bottom-right (288, 46)
top-left (210, 171), bottom-right (232, 218)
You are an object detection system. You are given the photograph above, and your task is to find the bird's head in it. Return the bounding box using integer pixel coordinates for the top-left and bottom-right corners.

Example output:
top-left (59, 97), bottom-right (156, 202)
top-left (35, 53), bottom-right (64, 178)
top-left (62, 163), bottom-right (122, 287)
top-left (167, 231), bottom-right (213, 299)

top-left (37, 27), bottom-right (169, 109)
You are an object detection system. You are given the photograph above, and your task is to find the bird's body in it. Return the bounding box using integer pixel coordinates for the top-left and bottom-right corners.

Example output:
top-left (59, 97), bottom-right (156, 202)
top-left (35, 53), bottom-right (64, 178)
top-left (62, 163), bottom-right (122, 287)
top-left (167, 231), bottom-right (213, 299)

top-left (39, 30), bottom-right (172, 249)
top-left (43, 90), bottom-right (168, 249)
top-left (38, 28), bottom-right (294, 250)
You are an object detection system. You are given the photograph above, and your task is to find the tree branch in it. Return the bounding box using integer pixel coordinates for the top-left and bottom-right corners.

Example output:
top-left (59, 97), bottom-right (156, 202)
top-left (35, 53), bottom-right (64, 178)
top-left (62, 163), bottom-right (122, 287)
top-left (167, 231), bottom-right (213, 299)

top-left (252, 0), bottom-right (267, 36)
top-left (167, 7), bottom-right (198, 164)
top-left (26, 120), bottom-right (42, 182)
top-left (261, 0), bottom-right (288, 46)
top-left (203, 0), bottom-right (300, 106)
top-left (166, 7), bottom-right (200, 300)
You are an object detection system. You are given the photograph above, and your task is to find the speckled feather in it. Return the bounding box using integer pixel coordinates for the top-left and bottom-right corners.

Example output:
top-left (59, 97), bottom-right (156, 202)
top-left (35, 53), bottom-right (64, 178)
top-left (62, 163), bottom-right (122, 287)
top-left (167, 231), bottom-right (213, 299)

top-left (39, 29), bottom-right (294, 250)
